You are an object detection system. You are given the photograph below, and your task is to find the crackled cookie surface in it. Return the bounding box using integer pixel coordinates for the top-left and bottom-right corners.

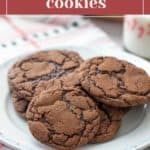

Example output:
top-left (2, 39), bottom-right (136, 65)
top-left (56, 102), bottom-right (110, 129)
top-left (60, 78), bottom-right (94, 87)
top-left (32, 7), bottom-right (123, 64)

top-left (26, 87), bottom-right (100, 150)
top-left (91, 103), bottom-right (127, 143)
top-left (8, 50), bottom-right (83, 117)
top-left (35, 77), bottom-right (127, 144)
top-left (34, 72), bottom-right (81, 96)
top-left (79, 57), bottom-right (150, 107)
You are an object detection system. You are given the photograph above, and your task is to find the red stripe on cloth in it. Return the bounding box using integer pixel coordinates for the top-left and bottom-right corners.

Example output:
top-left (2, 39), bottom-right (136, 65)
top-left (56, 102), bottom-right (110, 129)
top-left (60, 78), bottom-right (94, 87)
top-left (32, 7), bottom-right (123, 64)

top-left (2, 16), bottom-right (41, 49)
top-left (0, 143), bottom-right (4, 148)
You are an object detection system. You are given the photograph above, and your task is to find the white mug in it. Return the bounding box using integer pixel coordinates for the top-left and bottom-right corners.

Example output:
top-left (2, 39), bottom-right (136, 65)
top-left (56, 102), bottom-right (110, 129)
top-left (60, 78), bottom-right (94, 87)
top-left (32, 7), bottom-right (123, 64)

top-left (123, 15), bottom-right (150, 59)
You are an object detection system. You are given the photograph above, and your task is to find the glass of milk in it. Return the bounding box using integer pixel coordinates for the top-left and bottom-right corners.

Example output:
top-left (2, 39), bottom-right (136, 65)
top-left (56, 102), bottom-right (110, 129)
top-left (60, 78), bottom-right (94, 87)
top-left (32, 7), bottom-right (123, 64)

top-left (123, 15), bottom-right (150, 59)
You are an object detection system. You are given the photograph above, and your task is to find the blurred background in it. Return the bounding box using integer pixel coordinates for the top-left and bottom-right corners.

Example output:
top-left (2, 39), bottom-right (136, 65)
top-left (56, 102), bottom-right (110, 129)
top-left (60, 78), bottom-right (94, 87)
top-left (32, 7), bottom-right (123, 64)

top-left (90, 17), bottom-right (123, 46)
top-left (0, 15), bottom-right (150, 65)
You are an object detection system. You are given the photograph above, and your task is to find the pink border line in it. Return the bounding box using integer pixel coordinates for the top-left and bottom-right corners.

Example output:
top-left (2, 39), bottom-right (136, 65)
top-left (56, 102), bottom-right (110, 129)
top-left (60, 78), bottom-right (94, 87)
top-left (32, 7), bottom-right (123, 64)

top-left (6, 0), bottom-right (7, 14)
top-left (142, 0), bottom-right (145, 14)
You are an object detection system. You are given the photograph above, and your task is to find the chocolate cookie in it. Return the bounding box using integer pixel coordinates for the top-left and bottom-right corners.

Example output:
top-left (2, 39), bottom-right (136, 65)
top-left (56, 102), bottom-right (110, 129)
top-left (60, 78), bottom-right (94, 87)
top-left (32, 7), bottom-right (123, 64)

top-left (8, 50), bottom-right (83, 117)
top-left (91, 103), bottom-right (127, 143)
top-left (35, 76), bottom-right (127, 144)
top-left (26, 87), bottom-right (100, 150)
top-left (34, 72), bottom-right (81, 96)
top-left (79, 57), bottom-right (150, 107)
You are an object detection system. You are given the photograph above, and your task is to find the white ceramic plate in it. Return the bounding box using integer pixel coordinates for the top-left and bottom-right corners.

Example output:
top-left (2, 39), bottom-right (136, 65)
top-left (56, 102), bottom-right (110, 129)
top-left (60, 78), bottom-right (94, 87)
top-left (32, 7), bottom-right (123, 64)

top-left (0, 47), bottom-right (150, 150)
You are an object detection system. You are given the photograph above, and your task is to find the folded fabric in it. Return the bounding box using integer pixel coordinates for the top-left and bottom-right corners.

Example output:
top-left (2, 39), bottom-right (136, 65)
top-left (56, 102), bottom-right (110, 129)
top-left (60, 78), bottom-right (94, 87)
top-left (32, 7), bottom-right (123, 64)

top-left (0, 15), bottom-right (121, 65)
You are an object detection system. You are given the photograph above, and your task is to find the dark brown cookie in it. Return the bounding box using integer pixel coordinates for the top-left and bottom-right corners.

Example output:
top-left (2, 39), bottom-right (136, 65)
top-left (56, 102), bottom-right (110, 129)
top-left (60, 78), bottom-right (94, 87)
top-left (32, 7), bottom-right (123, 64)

top-left (11, 93), bottom-right (30, 118)
top-left (91, 103), bottom-right (128, 143)
top-left (8, 50), bottom-right (83, 117)
top-left (35, 76), bottom-right (127, 144)
top-left (34, 72), bottom-right (80, 96)
top-left (78, 57), bottom-right (150, 107)
top-left (26, 87), bottom-right (101, 150)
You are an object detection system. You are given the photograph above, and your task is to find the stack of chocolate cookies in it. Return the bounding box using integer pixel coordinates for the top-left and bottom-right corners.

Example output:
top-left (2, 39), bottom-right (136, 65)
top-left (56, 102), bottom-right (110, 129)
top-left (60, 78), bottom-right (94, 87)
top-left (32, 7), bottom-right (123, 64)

top-left (8, 50), bottom-right (150, 150)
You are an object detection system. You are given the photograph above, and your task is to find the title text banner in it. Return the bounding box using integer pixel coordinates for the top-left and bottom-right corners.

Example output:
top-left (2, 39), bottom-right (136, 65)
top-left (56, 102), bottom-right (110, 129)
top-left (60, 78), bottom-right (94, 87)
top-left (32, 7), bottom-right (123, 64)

top-left (0, 0), bottom-right (148, 15)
